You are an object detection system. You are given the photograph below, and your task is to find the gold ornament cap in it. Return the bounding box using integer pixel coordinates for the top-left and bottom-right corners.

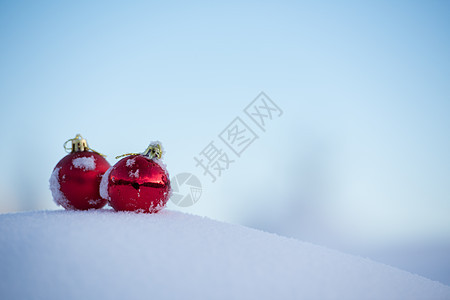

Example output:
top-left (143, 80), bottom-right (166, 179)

top-left (63, 134), bottom-right (106, 156)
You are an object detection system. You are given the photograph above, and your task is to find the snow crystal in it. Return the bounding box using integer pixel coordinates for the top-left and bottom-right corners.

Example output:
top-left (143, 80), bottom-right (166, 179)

top-left (144, 141), bottom-right (172, 201)
top-left (72, 156), bottom-right (96, 171)
top-left (126, 157), bottom-right (136, 167)
top-left (165, 187), bottom-right (173, 203)
top-left (153, 198), bottom-right (166, 212)
top-left (146, 198), bottom-right (166, 213)
top-left (129, 169), bottom-right (139, 178)
top-left (49, 167), bottom-right (73, 209)
top-left (152, 157), bottom-right (168, 174)
top-left (152, 157), bottom-right (172, 201)
top-left (88, 199), bottom-right (103, 206)
top-left (99, 166), bottom-right (113, 201)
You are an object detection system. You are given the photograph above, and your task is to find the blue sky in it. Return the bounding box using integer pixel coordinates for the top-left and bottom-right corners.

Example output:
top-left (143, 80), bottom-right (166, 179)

top-left (1, 0), bottom-right (449, 251)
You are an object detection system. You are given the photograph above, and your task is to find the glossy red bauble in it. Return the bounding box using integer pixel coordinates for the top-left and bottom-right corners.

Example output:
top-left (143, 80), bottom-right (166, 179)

top-left (50, 151), bottom-right (111, 210)
top-left (101, 155), bottom-right (171, 213)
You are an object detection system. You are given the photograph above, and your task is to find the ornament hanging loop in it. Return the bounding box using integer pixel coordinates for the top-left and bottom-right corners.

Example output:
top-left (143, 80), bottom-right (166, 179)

top-left (63, 134), bottom-right (106, 157)
top-left (115, 142), bottom-right (163, 160)
top-left (115, 152), bottom-right (141, 159)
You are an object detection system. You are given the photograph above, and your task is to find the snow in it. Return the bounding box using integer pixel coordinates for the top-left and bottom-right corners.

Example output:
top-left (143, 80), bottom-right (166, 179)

top-left (147, 141), bottom-right (172, 200)
top-left (149, 140), bottom-right (164, 154)
top-left (152, 156), bottom-right (172, 204)
top-left (128, 169), bottom-right (139, 178)
top-left (126, 157), bottom-right (136, 167)
top-left (99, 166), bottom-right (113, 201)
top-left (49, 167), bottom-right (72, 209)
top-left (142, 140), bottom-right (169, 175)
top-left (88, 199), bottom-right (103, 206)
top-left (72, 156), bottom-right (96, 171)
top-left (0, 210), bottom-right (449, 300)
top-left (153, 157), bottom-right (169, 175)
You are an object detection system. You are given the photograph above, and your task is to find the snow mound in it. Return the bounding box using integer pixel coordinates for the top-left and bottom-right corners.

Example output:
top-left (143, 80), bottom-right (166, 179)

top-left (0, 210), bottom-right (448, 300)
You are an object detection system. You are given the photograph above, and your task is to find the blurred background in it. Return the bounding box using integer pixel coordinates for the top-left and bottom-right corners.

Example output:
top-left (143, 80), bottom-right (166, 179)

top-left (1, 0), bottom-right (449, 285)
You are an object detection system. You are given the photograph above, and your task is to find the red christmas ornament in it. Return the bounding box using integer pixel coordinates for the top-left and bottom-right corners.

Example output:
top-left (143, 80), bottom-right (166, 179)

top-left (100, 142), bottom-right (171, 213)
top-left (49, 134), bottom-right (110, 210)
